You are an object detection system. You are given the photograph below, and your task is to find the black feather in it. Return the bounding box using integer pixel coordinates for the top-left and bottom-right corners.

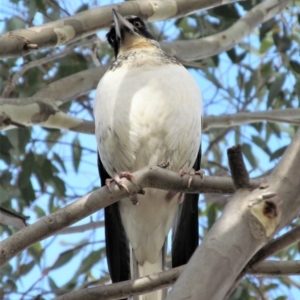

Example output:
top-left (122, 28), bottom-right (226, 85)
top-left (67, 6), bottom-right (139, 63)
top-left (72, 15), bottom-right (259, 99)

top-left (172, 145), bottom-right (201, 268)
top-left (97, 154), bottom-right (130, 287)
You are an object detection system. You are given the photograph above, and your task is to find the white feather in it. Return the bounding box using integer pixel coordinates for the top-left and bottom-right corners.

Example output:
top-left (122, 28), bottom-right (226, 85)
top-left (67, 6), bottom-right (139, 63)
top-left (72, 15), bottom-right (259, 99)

top-left (94, 48), bottom-right (202, 299)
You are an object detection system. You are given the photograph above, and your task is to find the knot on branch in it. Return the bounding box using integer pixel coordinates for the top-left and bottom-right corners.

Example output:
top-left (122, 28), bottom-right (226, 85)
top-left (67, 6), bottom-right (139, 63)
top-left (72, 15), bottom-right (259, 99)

top-left (31, 101), bottom-right (58, 123)
top-left (248, 190), bottom-right (282, 238)
top-left (0, 112), bottom-right (26, 128)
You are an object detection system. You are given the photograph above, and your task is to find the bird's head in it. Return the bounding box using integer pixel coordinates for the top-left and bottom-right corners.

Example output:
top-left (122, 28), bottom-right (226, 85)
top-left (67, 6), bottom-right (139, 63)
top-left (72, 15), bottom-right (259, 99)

top-left (107, 9), bottom-right (155, 58)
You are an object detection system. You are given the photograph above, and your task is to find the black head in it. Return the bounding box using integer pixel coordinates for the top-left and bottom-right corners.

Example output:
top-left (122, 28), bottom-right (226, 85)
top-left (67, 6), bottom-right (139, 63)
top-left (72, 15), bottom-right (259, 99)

top-left (106, 10), bottom-right (155, 58)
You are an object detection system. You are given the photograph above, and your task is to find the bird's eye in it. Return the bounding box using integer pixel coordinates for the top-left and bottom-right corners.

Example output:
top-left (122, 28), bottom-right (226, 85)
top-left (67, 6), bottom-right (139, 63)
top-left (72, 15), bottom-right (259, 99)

top-left (133, 20), bottom-right (142, 28)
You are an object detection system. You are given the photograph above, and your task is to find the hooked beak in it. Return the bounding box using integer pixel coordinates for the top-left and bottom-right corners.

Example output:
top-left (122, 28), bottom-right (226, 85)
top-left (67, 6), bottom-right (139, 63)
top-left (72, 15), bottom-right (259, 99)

top-left (112, 9), bottom-right (136, 40)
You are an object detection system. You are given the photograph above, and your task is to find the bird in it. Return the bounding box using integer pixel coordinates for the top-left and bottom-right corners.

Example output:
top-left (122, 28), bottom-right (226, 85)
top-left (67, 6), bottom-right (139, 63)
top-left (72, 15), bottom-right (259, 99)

top-left (94, 9), bottom-right (202, 300)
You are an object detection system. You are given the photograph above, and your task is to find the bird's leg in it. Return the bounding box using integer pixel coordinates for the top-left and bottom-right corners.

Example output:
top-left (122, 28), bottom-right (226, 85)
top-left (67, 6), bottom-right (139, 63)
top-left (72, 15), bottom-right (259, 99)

top-left (179, 168), bottom-right (205, 188)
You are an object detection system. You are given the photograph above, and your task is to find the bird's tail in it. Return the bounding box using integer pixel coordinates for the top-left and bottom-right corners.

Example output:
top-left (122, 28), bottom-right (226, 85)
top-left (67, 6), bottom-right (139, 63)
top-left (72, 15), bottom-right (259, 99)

top-left (132, 247), bottom-right (166, 300)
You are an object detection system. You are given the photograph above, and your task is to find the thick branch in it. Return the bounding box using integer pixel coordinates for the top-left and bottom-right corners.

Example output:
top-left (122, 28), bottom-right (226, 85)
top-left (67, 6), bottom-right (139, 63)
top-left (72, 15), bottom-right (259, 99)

top-left (0, 167), bottom-right (262, 267)
top-left (0, 99), bottom-right (94, 133)
top-left (227, 224), bottom-right (300, 296)
top-left (0, 0), bottom-right (239, 59)
top-left (168, 127), bottom-right (300, 300)
top-left (33, 66), bottom-right (107, 104)
top-left (56, 221), bottom-right (104, 235)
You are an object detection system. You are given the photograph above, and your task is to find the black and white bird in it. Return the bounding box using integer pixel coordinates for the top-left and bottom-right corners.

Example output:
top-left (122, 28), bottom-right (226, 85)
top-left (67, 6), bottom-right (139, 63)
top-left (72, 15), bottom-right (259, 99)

top-left (94, 10), bottom-right (202, 300)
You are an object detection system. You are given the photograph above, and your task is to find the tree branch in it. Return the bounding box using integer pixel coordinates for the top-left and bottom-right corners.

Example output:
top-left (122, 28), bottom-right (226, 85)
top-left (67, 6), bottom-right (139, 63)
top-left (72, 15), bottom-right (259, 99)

top-left (1, 37), bottom-right (99, 98)
top-left (0, 0), bottom-right (240, 59)
top-left (0, 166), bottom-right (262, 267)
top-left (168, 127), bottom-right (300, 300)
top-left (56, 266), bottom-right (184, 300)
top-left (56, 220), bottom-right (104, 235)
top-left (226, 224), bottom-right (300, 296)
top-left (2, 85), bottom-right (300, 134)
top-left (32, 66), bottom-right (107, 104)
top-left (202, 108), bottom-right (300, 132)
top-left (161, 0), bottom-right (289, 61)
top-left (0, 99), bottom-right (94, 133)
top-left (250, 225), bottom-right (300, 267)
top-left (55, 259), bottom-right (300, 300)
top-left (249, 260), bottom-right (300, 276)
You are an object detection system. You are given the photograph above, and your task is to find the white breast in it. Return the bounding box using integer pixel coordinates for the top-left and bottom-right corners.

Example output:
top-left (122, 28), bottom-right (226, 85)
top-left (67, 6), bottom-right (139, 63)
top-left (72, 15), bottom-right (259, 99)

top-left (94, 56), bottom-right (202, 265)
top-left (94, 61), bottom-right (202, 174)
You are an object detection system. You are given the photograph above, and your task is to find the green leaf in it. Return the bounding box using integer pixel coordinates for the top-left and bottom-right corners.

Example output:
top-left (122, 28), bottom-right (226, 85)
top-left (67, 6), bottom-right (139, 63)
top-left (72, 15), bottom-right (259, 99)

top-left (48, 276), bottom-right (58, 290)
top-left (252, 135), bottom-right (271, 155)
top-left (72, 136), bottom-right (82, 172)
top-left (19, 182), bottom-right (35, 204)
top-left (44, 128), bottom-right (62, 150)
top-left (51, 176), bottom-right (66, 197)
top-left (244, 76), bottom-right (254, 99)
top-left (6, 128), bottom-right (31, 153)
top-left (259, 38), bottom-right (273, 54)
top-left (241, 143), bottom-right (256, 168)
top-left (35, 0), bottom-right (47, 12)
top-left (267, 122), bottom-right (281, 139)
top-left (5, 279), bottom-right (17, 291)
top-left (259, 18), bottom-right (276, 41)
top-left (53, 153), bottom-right (67, 173)
top-left (267, 76), bottom-right (285, 108)
top-left (27, 243), bottom-right (44, 264)
top-left (51, 248), bottom-right (81, 270)
top-left (0, 134), bottom-right (13, 164)
top-left (207, 203), bottom-right (217, 229)
top-left (273, 33), bottom-right (292, 53)
top-left (212, 5), bottom-right (240, 20)
top-left (71, 249), bottom-right (105, 281)
top-left (270, 146), bottom-right (286, 161)
top-left (34, 205), bottom-right (46, 218)
top-left (18, 260), bottom-right (35, 276)
top-left (290, 60), bottom-right (300, 74)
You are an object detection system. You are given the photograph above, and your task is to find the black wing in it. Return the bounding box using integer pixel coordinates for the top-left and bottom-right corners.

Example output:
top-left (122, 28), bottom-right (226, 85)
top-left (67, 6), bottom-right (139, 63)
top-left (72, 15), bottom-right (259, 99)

top-left (171, 145), bottom-right (201, 268)
top-left (97, 154), bottom-right (130, 283)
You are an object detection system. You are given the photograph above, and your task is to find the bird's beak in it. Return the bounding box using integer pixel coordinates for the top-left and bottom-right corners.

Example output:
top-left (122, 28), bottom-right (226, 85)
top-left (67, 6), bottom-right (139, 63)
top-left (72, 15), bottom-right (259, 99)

top-left (112, 9), bottom-right (136, 40)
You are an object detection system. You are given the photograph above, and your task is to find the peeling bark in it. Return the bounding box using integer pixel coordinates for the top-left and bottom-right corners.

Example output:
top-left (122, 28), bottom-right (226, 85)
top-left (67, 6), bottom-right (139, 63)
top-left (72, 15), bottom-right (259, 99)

top-left (0, 0), bottom-right (240, 58)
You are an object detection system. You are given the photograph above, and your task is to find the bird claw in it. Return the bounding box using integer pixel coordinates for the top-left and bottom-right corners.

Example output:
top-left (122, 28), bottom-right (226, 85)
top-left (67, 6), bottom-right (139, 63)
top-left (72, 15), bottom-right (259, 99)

top-left (106, 172), bottom-right (135, 193)
top-left (179, 169), bottom-right (205, 188)
top-left (105, 172), bottom-right (140, 205)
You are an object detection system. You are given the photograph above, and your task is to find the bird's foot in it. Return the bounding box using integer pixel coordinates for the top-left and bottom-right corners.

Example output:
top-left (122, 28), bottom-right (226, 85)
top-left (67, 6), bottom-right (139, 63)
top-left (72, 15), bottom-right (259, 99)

top-left (105, 172), bottom-right (135, 194)
top-left (106, 172), bottom-right (140, 205)
top-left (179, 169), bottom-right (205, 188)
